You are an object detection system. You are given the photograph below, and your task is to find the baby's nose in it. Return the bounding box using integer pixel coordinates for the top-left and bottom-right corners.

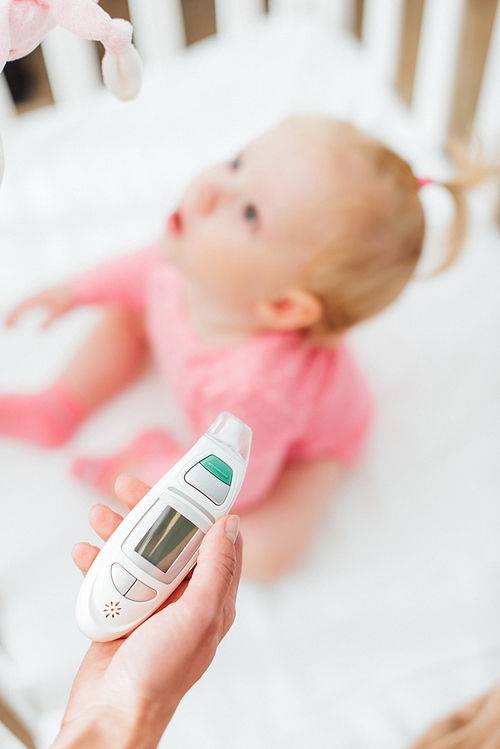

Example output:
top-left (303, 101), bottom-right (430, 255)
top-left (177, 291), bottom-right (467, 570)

top-left (195, 181), bottom-right (221, 215)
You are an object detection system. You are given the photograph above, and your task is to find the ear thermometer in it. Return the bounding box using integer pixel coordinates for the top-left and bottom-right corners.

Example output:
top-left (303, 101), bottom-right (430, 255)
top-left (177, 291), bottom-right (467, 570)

top-left (76, 412), bottom-right (251, 642)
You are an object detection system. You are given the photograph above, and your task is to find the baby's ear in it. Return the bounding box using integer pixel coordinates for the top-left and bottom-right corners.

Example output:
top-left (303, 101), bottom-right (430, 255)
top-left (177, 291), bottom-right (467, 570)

top-left (255, 289), bottom-right (323, 332)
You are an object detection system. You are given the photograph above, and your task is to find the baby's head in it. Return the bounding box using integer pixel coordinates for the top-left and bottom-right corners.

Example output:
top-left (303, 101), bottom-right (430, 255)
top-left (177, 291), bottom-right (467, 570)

top-left (164, 116), bottom-right (452, 341)
top-left (288, 117), bottom-right (426, 338)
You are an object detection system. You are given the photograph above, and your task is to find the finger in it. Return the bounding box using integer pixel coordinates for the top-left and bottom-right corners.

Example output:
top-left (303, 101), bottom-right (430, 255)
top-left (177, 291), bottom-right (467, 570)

top-left (41, 310), bottom-right (60, 329)
top-left (182, 515), bottom-right (241, 640)
top-left (411, 715), bottom-right (479, 747)
top-left (157, 578), bottom-right (190, 608)
top-left (152, 564), bottom-right (197, 613)
top-left (5, 301), bottom-right (30, 326)
top-left (114, 473), bottom-right (151, 511)
top-left (411, 692), bottom-right (491, 748)
top-left (88, 503), bottom-right (124, 542)
top-left (72, 542), bottom-right (100, 576)
top-left (6, 296), bottom-right (51, 327)
top-left (221, 530), bottom-right (243, 637)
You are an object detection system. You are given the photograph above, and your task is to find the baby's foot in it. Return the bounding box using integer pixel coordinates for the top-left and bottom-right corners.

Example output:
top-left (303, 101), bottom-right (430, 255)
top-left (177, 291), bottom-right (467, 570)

top-left (72, 429), bottom-right (184, 496)
top-left (0, 383), bottom-right (86, 447)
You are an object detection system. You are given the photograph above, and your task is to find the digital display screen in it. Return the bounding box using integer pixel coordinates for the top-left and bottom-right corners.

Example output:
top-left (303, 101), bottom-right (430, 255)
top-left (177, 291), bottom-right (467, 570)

top-left (134, 506), bottom-right (198, 573)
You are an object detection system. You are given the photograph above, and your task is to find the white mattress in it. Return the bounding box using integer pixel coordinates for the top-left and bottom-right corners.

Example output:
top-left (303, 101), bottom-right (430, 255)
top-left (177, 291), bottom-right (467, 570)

top-left (0, 15), bottom-right (499, 748)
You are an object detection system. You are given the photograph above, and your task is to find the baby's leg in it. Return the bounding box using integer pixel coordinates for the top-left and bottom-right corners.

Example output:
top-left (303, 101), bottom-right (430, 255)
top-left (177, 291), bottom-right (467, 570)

top-left (72, 430), bottom-right (184, 497)
top-left (0, 309), bottom-right (148, 447)
top-left (59, 308), bottom-right (148, 412)
top-left (238, 458), bottom-right (346, 581)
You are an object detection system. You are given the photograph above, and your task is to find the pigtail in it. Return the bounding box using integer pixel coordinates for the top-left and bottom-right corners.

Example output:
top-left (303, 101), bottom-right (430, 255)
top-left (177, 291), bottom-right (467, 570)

top-left (431, 145), bottom-right (500, 273)
top-left (294, 118), bottom-right (498, 343)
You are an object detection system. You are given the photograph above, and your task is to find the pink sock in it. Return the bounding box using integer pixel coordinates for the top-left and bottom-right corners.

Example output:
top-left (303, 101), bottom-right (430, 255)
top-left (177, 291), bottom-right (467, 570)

top-left (0, 382), bottom-right (87, 448)
top-left (72, 430), bottom-right (183, 495)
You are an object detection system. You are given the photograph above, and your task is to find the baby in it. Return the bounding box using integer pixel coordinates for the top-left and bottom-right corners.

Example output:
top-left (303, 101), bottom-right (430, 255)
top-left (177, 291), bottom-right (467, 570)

top-left (0, 116), bottom-right (471, 579)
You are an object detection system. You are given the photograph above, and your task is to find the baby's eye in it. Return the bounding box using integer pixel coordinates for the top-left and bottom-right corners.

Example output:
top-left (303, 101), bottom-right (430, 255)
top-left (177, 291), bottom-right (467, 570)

top-left (244, 204), bottom-right (258, 227)
top-left (230, 157), bottom-right (241, 170)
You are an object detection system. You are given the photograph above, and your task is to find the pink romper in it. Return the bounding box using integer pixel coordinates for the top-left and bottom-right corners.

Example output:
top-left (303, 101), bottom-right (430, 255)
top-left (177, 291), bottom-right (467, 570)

top-left (72, 245), bottom-right (373, 510)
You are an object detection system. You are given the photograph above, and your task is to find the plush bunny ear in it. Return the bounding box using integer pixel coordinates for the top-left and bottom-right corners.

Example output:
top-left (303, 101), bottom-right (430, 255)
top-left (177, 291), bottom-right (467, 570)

top-left (0, 0), bottom-right (7, 187)
top-left (0, 0), bottom-right (11, 76)
top-left (99, 17), bottom-right (142, 100)
top-left (49, 3), bottom-right (142, 101)
top-left (0, 132), bottom-right (4, 188)
top-left (101, 43), bottom-right (142, 101)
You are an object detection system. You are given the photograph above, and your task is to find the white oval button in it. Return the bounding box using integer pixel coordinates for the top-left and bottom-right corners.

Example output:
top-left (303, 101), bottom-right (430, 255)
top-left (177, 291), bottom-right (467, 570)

top-left (184, 463), bottom-right (230, 505)
top-left (111, 563), bottom-right (136, 595)
top-left (125, 580), bottom-right (157, 602)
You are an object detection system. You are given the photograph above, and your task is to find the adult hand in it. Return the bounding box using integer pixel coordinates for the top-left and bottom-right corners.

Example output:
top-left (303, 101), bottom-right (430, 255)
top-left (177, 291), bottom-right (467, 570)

top-left (52, 474), bottom-right (242, 749)
top-left (410, 685), bottom-right (500, 749)
top-left (6, 283), bottom-right (77, 328)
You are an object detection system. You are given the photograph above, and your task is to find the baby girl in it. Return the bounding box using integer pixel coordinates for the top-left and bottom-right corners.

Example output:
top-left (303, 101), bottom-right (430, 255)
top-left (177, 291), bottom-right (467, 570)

top-left (0, 116), bottom-right (469, 579)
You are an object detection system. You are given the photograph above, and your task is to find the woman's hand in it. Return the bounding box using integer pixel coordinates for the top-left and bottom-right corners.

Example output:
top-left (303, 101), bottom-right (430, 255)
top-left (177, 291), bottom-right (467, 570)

top-left (52, 474), bottom-right (242, 749)
top-left (6, 284), bottom-right (77, 328)
top-left (411, 686), bottom-right (500, 749)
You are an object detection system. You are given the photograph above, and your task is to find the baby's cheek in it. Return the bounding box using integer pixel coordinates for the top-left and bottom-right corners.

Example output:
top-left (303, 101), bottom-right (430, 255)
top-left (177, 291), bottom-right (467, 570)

top-left (160, 234), bottom-right (177, 263)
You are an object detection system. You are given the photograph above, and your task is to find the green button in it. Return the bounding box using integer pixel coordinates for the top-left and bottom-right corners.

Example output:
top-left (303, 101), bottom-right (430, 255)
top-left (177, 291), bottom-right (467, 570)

top-left (200, 455), bottom-right (233, 486)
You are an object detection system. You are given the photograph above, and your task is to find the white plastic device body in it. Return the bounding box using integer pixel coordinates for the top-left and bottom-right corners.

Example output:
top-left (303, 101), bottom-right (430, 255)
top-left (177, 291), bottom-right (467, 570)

top-left (76, 412), bottom-right (252, 642)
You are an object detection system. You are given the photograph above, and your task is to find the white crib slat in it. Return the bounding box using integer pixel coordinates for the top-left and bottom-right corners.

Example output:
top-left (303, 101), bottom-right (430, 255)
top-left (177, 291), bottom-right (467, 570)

top-left (214, 0), bottom-right (265, 36)
top-left (316, 0), bottom-right (356, 29)
top-left (411, 0), bottom-right (467, 150)
top-left (361, 0), bottom-right (405, 86)
top-left (127, 0), bottom-right (185, 63)
top-left (41, 27), bottom-right (101, 106)
top-left (269, 0), bottom-right (355, 28)
top-left (473, 2), bottom-right (500, 157)
top-left (267, 0), bottom-right (295, 12)
top-left (0, 73), bottom-right (16, 125)
top-left (269, 0), bottom-right (346, 19)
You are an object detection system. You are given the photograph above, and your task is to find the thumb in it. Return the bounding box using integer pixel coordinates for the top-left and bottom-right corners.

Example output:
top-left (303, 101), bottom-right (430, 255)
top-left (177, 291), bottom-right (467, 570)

top-left (182, 515), bottom-right (242, 639)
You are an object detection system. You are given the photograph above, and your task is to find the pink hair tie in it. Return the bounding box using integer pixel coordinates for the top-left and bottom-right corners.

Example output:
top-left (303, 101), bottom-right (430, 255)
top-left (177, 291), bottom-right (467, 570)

top-left (417, 177), bottom-right (434, 189)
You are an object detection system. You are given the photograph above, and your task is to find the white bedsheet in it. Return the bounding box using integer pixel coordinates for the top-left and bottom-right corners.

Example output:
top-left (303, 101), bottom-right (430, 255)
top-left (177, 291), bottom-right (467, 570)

top-left (0, 15), bottom-right (499, 748)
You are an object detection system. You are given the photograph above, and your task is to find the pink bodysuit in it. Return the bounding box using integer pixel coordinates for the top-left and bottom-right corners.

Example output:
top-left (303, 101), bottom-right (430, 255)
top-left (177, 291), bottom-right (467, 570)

top-left (72, 245), bottom-right (373, 510)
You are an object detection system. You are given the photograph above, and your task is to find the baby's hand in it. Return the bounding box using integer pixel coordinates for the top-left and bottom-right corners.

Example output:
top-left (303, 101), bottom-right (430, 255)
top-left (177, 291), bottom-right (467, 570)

top-left (6, 284), bottom-right (77, 328)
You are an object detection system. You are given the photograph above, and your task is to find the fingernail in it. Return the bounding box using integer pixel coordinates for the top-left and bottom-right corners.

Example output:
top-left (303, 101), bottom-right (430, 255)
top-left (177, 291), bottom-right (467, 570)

top-left (224, 515), bottom-right (240, 544)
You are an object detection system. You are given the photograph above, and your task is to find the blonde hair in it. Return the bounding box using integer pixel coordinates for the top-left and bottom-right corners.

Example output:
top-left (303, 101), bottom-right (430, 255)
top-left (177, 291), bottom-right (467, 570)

top-left (294, 118), bottom-right (496, 340)
top-left (438, 139), bottom-right (499, 271)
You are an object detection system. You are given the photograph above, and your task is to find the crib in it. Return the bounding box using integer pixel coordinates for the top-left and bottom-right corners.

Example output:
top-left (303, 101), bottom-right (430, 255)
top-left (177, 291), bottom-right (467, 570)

top-left (0, 2), bottom-right (499, 747)
top-left (1, 1), bottom-right (500, 160)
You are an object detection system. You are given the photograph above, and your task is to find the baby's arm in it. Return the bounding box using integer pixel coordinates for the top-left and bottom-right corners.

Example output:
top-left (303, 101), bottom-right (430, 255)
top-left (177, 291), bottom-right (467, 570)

top-left (0, 247), bottom-right (159, 442)
top-left (6, 283), bottom-right (78, 328)
top-left (239, 457), bottom-right (346, 581)
top-left (6, 245), bottom-right (162, 328)
top-left (70, 245), bottom-right (161, 310)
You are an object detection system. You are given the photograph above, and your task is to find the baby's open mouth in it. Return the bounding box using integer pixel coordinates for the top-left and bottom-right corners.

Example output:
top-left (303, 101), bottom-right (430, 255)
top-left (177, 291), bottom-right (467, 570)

top-left (167, 210), bottom-right (183, 235)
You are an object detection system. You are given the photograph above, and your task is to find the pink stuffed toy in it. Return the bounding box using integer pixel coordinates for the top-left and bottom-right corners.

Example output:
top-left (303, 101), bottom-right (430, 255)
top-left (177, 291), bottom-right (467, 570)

top-left (0, 0), bottom-right (143, 183)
